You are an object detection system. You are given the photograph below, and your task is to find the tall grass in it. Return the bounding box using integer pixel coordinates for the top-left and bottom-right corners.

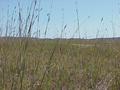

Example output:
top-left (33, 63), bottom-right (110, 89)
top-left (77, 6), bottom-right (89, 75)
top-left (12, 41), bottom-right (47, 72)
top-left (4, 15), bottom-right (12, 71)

top-left (0, 0), bottom-right (120, 90)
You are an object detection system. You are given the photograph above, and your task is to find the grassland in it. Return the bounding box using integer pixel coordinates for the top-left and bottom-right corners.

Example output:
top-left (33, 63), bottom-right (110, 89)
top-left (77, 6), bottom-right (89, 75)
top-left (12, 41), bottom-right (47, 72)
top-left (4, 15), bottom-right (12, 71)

top-left (0, 38), bottom-right (120, 90)
top-left (0, 0), bottom-right (120, 89)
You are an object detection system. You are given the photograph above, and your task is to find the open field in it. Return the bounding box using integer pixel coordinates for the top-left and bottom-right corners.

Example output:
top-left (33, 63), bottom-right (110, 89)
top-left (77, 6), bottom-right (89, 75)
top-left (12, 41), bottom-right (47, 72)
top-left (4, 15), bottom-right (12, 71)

top-left (0, 0), bottom-right (120, 89)
top-left (0, 38), bottom-right (120, 90)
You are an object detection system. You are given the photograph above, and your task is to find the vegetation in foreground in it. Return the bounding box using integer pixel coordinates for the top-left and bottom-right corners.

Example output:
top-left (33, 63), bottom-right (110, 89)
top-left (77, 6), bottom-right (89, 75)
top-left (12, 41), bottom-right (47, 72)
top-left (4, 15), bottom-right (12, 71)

top-left (0, 0), bottom-right (120, 90)
top-left (0, 38), bottom-right (120, 90)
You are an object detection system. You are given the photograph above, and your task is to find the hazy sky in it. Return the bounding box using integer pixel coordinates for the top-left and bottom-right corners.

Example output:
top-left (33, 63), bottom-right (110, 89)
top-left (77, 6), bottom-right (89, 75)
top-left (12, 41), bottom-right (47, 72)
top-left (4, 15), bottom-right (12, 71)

top-left (0, 0), bottom-right (120, 38)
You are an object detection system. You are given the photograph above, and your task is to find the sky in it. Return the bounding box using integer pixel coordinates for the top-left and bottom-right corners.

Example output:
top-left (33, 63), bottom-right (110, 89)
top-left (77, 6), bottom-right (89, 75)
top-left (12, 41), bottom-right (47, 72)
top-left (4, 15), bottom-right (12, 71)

top-left (0, 0), bottom-right (120, 38)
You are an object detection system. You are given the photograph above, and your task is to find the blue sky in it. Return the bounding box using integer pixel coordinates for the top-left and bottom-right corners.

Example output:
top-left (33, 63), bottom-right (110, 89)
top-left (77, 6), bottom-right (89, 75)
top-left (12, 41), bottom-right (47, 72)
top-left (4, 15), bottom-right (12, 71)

top-left (0, 0), bottom-right (120, 38)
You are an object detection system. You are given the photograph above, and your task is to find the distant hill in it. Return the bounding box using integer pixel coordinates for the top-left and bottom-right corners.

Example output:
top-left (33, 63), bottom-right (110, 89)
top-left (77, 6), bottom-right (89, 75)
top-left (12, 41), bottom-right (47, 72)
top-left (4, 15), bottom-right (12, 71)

top-left (0, 36), bottom-right (120, 41)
